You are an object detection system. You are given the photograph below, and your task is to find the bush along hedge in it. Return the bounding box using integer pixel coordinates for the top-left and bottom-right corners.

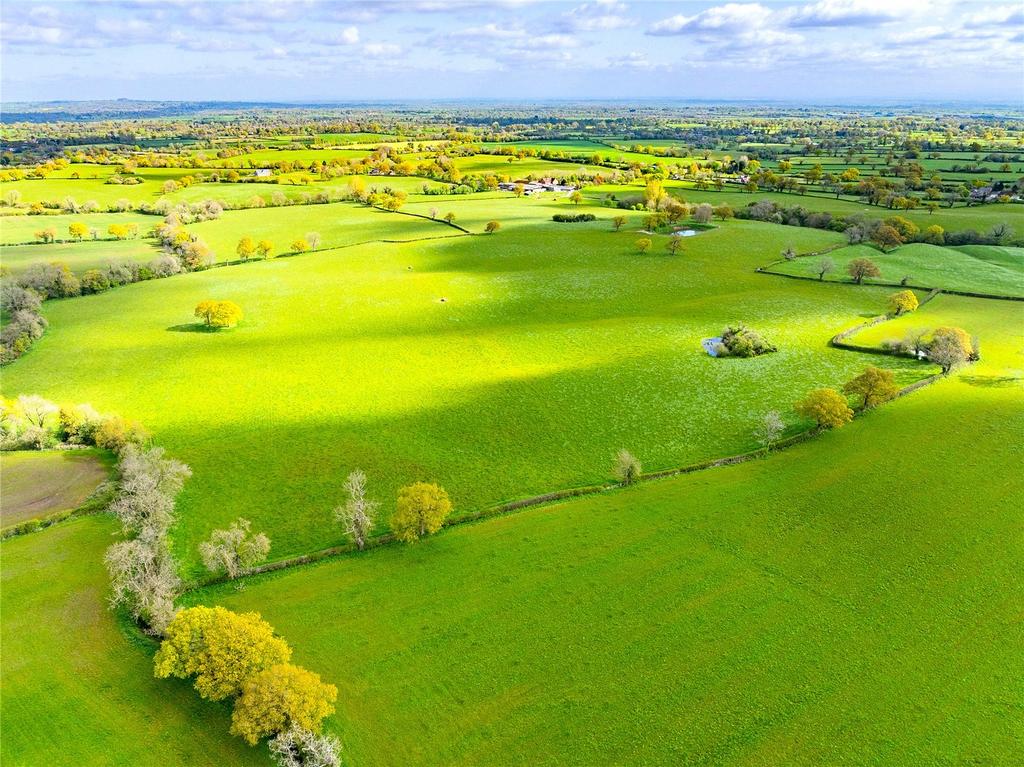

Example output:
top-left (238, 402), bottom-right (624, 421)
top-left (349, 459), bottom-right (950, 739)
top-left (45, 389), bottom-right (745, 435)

top-left (552, 213), bottom-right (596, 223)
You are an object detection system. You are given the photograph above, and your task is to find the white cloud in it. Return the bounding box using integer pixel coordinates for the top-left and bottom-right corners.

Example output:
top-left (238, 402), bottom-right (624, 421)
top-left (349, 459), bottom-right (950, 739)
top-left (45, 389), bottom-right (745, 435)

top-left (648, 4), bottom-right (773, 36)
top-left (785, 0), bottom-right (926, 28)
top-left (362, 42), bottom-right (402, 57)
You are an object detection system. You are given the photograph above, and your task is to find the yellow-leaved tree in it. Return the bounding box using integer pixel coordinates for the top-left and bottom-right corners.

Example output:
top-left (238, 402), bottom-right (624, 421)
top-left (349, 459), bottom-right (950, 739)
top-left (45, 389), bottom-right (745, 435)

top-left (154, 606), bottom-right (292, 701)
top-left (887, 290), bottom-right (919, 316)
top-left (795, 388), bottom-right (853, 429)
top-left (842, 366), bottom-right (900, 409)
top-left (68, 222), bottom-right (89, 240)
top-left (236, 236), bottom-right (256, 261)
top-left (391, 482), bottom-right (452, 543)
top-left (194, 299), bottom-right (243, 328)
top-left (230, 663), bottom-right (338, 745)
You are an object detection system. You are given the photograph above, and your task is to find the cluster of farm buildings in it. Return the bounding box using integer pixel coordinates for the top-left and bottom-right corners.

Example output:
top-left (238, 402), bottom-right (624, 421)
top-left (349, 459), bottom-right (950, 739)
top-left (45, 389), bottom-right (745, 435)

top-left (498, 178), bottom-right (578, 195)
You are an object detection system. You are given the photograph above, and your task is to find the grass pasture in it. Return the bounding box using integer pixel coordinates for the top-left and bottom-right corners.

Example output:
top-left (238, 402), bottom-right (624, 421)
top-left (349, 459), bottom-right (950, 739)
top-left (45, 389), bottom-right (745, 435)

top-left (0, 516), bottom-right (260, 766)
top-left (770, 243), bottom-right (1024, 296)
top-left (0, 238), bottom-right (162, 275)
top-left (190, 371), bottom-right (1024, 767)
top-left (0, 211), bottom-right (156, 245)
top-left (0, 449), bottom-right (111, 527)
top-left (0, 215), bottom-right (927, 572)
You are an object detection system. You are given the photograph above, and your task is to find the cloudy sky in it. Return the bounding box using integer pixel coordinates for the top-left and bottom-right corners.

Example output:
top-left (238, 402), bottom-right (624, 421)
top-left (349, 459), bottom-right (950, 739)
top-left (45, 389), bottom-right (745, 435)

top-left (2, 0), bottom-right (1022, 104)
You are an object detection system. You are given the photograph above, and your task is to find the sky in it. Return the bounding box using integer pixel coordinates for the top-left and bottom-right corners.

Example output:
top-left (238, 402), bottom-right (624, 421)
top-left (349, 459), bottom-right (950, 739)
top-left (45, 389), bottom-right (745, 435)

top-left (1, 0), bottom-right (1022, 104)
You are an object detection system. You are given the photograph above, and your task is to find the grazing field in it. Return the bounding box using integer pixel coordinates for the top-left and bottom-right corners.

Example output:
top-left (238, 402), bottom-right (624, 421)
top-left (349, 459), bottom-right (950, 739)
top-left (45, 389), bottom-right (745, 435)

top-left (0, 449), bottom-right (111, 527)
top-left (0, 215), bottom-right (927, 572)
top-left (188, 372), bottom-right (1024, 767)
top-left (188, 202), bottom-right (462, 259)
top-left (0, 212), bottom-right (156, 245)
top-left (849, 293), bottom-right (1024, 370)
top-left (770, 243), bottom-right (1024, 296)
top-left (0, 238), bottom-right (161, 275)
top-left (0, 516), bottom-right (260, 767)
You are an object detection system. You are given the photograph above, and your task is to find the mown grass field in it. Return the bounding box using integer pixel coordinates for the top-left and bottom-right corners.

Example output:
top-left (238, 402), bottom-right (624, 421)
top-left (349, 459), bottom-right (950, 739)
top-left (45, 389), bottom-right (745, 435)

top-left (188, 368), bottom-right (1024, 766)
top-left (770, 243), bottom-right (1024, 296)
top-left (1, 206), bottom-right (929, 573)
top-left (0, 449), bottom-right (111, 527)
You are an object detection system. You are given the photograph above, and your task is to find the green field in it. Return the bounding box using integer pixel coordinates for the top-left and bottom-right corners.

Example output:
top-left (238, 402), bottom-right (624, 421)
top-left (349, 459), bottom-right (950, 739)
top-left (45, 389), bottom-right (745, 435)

top-left (0, 212), bottom-right (156, 245)
top-left (0, 516), bottom-right (259, 766)
top-left (770, 243), bottom-right (1024, 296)
top-left (0, 449), bottom-right (111, 527)
top-left (1, 238), bottom-right (162, 275)
top-left (187, 370), bottom-right (1024, 766)
top-left (2, 107), bottom-right (1023, 767)
top-left (1, 214), bottom-right (930, 573)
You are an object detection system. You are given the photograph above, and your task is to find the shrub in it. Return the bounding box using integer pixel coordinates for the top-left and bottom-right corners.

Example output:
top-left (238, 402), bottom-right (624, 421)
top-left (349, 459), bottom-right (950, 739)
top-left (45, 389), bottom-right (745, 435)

top-left (552, 213), bottom-right (596, 223)
top-left (18, 261), bottom-right (81, 298)
top-left (635, 237), bottom-right (652, 254)
top-left (613, 449), bottom-right (642, 484)
top-left (155, 606), bottom-right (292, 701)
top-left (391, 482), bottom-right (452, 543)
top-left (199, 518), bottom-right (271, 579)
top-left (269, 728), bottom-right (341, 767)
top-left (231, 664), bottom-right (338, 746)
top-left (94, 415), bottom-right (150, 454)
top-left (81, 270), bottom-right (111, 294)
top-left (717, 325), bottom-right (776, 357)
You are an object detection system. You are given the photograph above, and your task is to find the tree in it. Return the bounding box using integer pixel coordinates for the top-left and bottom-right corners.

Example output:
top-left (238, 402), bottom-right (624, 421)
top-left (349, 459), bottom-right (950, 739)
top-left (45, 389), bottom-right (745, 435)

top-left (871, 224), bottom-right (902, 252)
top-left (155, 606), bottom-right (292, 701)
top-left (754, 410), bottom-right (785, 450)
top-left (713, 204), bottom-right (734, 221)
top-left (231, 664), bottom-right (338, 746)
top-left (34, 227), bottom-right (56, 243)
top-left (443, 212), bottom-right (456, 224)
top-left (613, 449), bottom-right (642, 484)
top-left (484, 220), bottom-right (501, 234)
top-left (257, 239), bottom-right (274, 259)
top-left (391, 482), bottom-right (452, 543)
top-left (513, 184), bottom-right (524, 198)
top-left (199, 518), bottom-right (270, 578)
top-left (335, 469), bottom-right (378, 550)
top-left (612, 215), bottom-right (626, 231)
top-left (305, 232), bottom-right (322, 249)
top-left (929, 326), bottom-right (973, 374)
top-left (194, 300), bottom-right (243, 328)
top-left (269, 728), bottom-right (341, 767)
top-left (290, 238), bottom-right (310, 253)
top-left (236, 236), bottom-right (256, 261)
top-left (843, 366), bottom-right (899, 409)
top-left (848, 257), bottom-right (881, 284)
top-left (888, 289), bottom-right (918, 316)
top-left (68, 222), bottom-right (88, 241)
top-left (795, 388), bottom-right (853, 429)
top-left (692, 203), bottom-right (713, 224)
top-left (107, 224), bottom-right (130, 240)
top-left (782, 246), bottom-right (797, 261)
top-left (665, 235), bottom-right (683, 255)
top-left (569, 191), bottom-right (583, 205)
top-left (921, 224), bottom-right (945, 245)
top-left (635, 237), bottom-right (651, 254)
top-left (815, 256), bottom-right (835, 281)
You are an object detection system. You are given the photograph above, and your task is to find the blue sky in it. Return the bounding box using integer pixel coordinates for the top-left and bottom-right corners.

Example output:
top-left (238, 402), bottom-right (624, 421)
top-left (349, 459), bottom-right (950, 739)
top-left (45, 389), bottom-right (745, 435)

top-left (2, 0), bottom-right (1022, 104)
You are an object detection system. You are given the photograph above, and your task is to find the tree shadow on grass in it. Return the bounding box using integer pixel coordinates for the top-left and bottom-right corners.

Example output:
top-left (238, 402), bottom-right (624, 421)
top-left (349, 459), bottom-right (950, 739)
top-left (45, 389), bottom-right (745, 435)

top-left (166, 323), bottom-right (222, 333)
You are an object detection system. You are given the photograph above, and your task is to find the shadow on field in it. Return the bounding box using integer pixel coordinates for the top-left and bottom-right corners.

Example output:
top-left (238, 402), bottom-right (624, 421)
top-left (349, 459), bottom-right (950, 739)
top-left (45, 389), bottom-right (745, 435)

top-left (166, 323), bottom-right (224, 333)
top-left (960, 374), bottom-right (1023, 388)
